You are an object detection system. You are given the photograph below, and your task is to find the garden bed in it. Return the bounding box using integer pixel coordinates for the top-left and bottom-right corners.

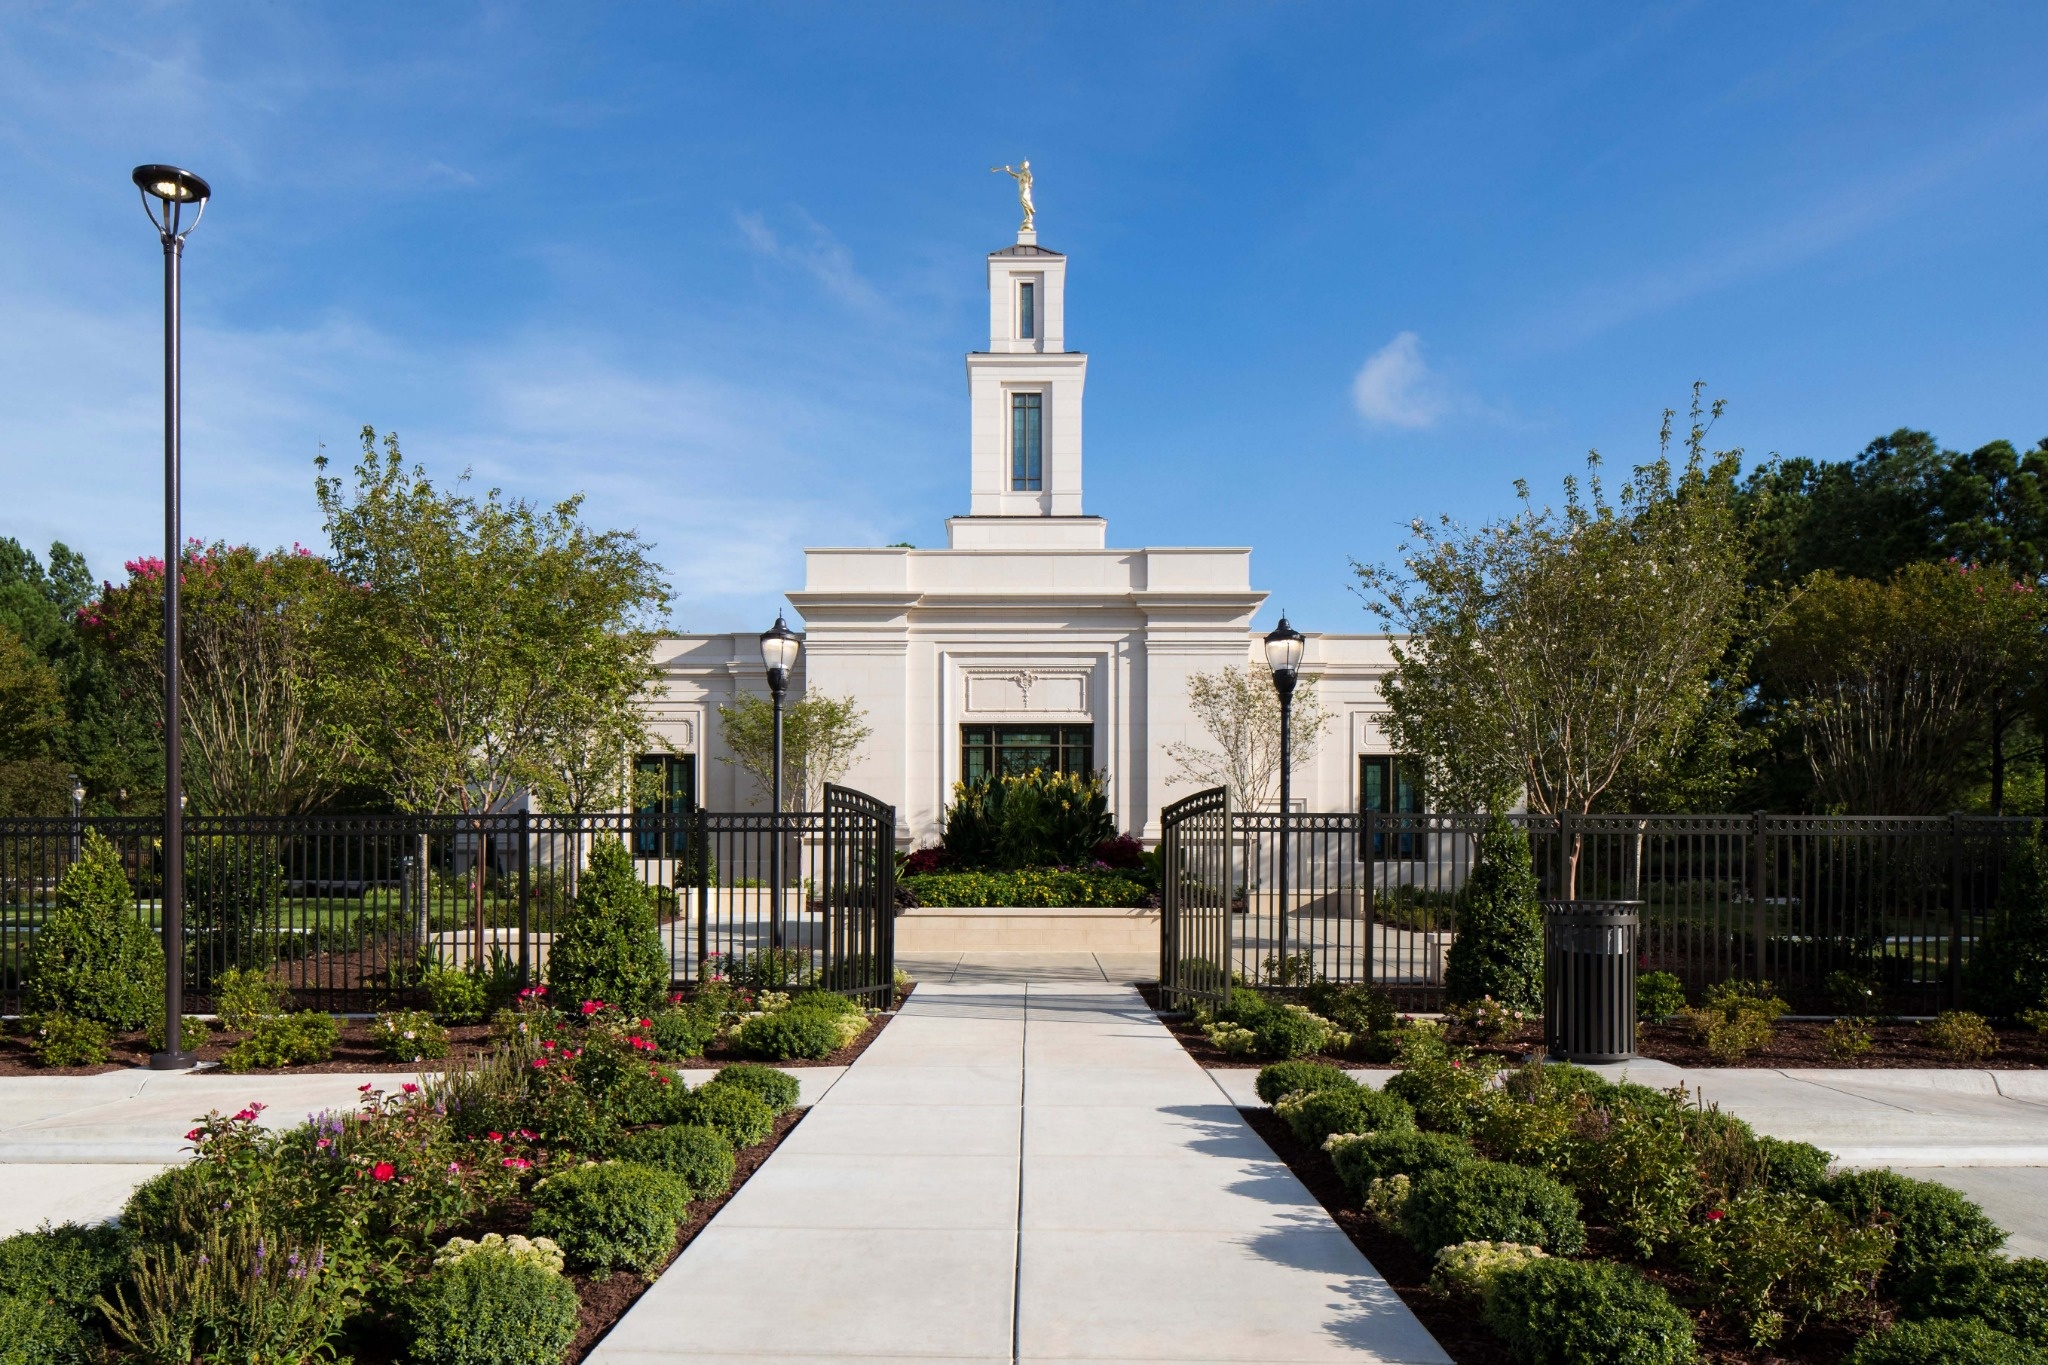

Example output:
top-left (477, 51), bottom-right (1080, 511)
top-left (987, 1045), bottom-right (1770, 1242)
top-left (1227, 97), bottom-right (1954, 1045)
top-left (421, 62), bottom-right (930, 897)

top-left (0, 990), bottom-right (907, 1076)
top-left (1243, 1105), bottom-right (1868, 1364)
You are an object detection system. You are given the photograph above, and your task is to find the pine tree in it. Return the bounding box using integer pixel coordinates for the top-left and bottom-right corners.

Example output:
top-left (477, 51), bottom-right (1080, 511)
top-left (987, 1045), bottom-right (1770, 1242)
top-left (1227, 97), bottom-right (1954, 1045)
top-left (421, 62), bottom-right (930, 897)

top-left (26, 829), bottom-right (165, 1029)
top-left (546, 836), bottom-right (669, 1013)
top-left (1444, 813), bottom-right (1543, 1013)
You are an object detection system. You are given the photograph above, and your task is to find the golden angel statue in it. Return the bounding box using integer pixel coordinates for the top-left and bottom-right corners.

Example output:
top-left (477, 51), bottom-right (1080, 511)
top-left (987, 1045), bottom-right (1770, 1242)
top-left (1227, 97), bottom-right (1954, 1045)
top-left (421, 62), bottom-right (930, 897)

top-left (991, 160), bottom-right (1035, 232)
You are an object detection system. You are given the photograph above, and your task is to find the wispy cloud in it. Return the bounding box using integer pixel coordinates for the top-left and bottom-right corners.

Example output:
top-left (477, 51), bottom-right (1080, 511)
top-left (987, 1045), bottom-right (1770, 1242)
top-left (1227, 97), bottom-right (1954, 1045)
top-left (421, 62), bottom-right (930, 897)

top-left (735, 208), bottom-right (881, 310)
top-left (1351, 331), bottom-right (1450, 429)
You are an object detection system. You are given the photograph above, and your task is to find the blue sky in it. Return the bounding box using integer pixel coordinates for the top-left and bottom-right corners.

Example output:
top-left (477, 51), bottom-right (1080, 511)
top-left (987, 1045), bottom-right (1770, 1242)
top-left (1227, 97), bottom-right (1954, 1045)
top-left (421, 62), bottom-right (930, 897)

top-left (3, 4), bottom-right (2046, 634)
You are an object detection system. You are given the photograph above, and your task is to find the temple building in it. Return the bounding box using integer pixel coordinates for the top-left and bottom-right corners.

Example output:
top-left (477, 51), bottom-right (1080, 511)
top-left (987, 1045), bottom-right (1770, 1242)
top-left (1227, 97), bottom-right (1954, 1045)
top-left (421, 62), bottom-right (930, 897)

top-left (637, 213), bottom-right (1412, 845)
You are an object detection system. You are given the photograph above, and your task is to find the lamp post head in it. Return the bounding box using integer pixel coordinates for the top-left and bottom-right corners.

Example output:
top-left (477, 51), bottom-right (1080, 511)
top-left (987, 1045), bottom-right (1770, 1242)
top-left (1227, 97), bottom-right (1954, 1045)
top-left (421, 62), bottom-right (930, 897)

top-left (70, 778), bottom-right (85, 808)
top-left (760, 614), bottom-right (800, 699)
top-left (131, 164), bottom-right (210, 241)
top-left (1264, 614), bottom-right (1305, 699)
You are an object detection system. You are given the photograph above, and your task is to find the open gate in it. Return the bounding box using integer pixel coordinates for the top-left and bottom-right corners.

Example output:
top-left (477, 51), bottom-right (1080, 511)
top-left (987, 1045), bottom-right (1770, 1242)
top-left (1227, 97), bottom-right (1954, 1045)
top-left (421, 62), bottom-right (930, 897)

top-left (1158, 786), bottom-right (1232, 1009)
top-left (816, 783), bottom-right (897, 1008)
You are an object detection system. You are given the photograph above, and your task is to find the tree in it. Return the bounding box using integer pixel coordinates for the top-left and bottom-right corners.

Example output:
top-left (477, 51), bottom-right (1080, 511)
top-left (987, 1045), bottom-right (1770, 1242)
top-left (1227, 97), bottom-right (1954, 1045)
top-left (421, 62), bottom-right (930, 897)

top-left (1443, 812), bottom-right (1542, 1012)
top-left (25, 829), bottom-right (165, 1030)
top-left (1163, 666), bottom-right (1333, 811)
top-left (715, 692), bottom-right (872, 812)
top-left (0, 624), bottom-right (71, 815)
top-left (1755, 561), bottom-right (2042, 815)
top-left (85, 542), bottom-right (351, 815)
top-left (314, 427), bottom-right (672, 815)
top-left (1356, 389), bottom-right (1755, 861)
top-left (546, 835), bottom-right (669, 1013)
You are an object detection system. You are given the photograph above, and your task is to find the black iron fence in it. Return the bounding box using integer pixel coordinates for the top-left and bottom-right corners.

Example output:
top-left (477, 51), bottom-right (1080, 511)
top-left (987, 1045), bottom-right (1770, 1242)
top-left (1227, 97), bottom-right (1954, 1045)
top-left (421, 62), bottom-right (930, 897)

top-left (1, 791), bottom-right (896, 1016)
top-left (1158, 799), bottom-right (2035, 1013)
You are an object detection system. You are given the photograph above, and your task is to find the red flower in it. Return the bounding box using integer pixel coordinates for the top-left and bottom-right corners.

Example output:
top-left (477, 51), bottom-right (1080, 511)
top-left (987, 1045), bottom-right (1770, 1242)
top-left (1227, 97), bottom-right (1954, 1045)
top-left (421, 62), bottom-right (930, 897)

top-left (233, 1108), bottom-right (257, 1122)
top-left (358, 1083), bottom-right (374, 1093)
top-left (401, 1082), bottom-right (419, 1095)
top-left (531, 1058), bottom-right (548, 1069)
top-left (372, 1162), bottom-right (396, 1182)
top-left (185, 1128), bottom-right (203, 1142)
top-left (639, 1019), bottom-right (653, 1029)
top-left (501, 1156), bottom-right (532, 1170)
top-left (669, 993), bottom-right (683, 1005)
top-left (487, 1131), bottom-right (504, 1142)
top-left (248, 1102), bottom-right (266, 1112)
top-left (1707, 1209), bottom-right (1725, 1221)
top-left (580, 1000), bottom-right (604, 1016)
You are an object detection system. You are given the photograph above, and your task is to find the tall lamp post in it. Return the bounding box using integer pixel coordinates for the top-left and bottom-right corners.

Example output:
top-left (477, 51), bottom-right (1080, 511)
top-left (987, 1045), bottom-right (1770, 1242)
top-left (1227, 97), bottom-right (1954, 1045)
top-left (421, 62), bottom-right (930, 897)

top-left (69, 776), bottom-right (85, 865)
top-left (1264, 615), bottom-right (1304, 960)
top-left (134, 163), bottom-right (210, 1071)
top-left (759, 614), bottom-right (800, 952)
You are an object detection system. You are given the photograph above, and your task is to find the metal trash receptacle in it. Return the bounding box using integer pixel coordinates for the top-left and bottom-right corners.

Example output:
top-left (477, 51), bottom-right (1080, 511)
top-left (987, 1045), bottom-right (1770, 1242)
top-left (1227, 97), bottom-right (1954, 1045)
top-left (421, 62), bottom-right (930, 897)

top-left (1543, 899), bottom-right (1641, 1063)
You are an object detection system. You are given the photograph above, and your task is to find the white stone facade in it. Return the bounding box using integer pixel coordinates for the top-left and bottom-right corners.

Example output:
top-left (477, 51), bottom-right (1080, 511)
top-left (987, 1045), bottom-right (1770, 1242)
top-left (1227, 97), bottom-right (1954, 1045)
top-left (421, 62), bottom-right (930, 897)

top-left (642, 223), bottom-right (1405, 845)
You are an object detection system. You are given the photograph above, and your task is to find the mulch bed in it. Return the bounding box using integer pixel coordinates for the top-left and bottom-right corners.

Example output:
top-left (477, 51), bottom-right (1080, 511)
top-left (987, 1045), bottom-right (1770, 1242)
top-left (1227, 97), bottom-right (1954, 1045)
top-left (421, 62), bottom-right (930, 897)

top-left (0, 988), bottom-right (911, 1076)
top-left (343, 1107), bottom-right (807, 1365)
top-left (1138, 983), bottom-right (2048, 1070)
top-left (1242, 1106), bottom-right (1877, 1364)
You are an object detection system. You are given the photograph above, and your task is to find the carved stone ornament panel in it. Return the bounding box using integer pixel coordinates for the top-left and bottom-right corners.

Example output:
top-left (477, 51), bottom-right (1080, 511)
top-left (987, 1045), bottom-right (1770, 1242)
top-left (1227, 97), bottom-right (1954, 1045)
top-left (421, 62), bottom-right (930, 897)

top-left (963, 668), bottom-right (1089, 715)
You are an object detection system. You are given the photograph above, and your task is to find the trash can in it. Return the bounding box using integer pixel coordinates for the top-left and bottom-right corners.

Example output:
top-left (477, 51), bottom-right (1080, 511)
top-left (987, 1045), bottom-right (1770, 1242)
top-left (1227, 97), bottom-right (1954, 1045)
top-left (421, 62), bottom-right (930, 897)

top-left (1543, 900), bottom-right (1641, 1063)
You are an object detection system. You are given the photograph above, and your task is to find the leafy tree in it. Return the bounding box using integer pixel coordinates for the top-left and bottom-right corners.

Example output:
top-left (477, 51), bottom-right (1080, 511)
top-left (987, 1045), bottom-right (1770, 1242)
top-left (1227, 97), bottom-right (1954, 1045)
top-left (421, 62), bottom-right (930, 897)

top-left (1966, 839), bottom-right (2048, 1019)
top-left (546, 835), bottom-right (669, 1012)
top-left (1356, 388), bottom-right (1754, 888)
top-left (1163, 666), bottom-right (1333, 811)
top-left (1444, 812), bottom-right (1543, 1011)
top-left (1756, 561), bottom-right (2041, 814)
top-left (314, 427), bottom-right (671, 814)
top-left (25, 829), bottom-right (166, 1030)
top-left (85, 543), bottom-right (350, 815)
top-left (715, 691), bottom-right (872, 812)
top-left (0, 624), bottom-right (71, 815)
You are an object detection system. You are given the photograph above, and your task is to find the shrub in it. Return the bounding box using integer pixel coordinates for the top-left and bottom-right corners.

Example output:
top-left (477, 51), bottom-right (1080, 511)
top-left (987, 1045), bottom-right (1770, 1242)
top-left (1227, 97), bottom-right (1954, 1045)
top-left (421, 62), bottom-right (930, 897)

top-left (1402, 1160), bottom-right (1587, 1257)
top-left (1255, 1060), bottom-right (1356, 1105)
top-left (184, 835), bottom-right (285, 981)
top-left (736, 1007), bottom-right (843, 1060)
top-left (939, 768), bottom-right (1114, 870)
top-left (713, 1062), bottom-right (802, 1114)
top-left (1332, 1131), bottom-right (1476, 1201)
top-left (1385, 1053), bottom-right (1493, 1134)
top-left (405, 1243), bottom-right (581, 1365)
top-left (1823, 1169), bottom-right (2006, 1285)
top-left (211, 965), bottom-right (293, 1030)
top-left (370, 1008), bottom-right (451, 1061)
top-left (1302, 981), bottom-right (1398, 1042)
top-left (1824, 1016), bottom-right (1875, 1060)
top-left (1756, 1136), bottom-right (1834, 1195)
top-left (1565, 1089), bottom-right (1702, 1256)
top-left (720, 947), bottom-right (811, 990)
top-left (433, 1233), bottom-right (565, 1273)
top-left (1898, 1252), bottom-right (2048, 1343)
top-left (1275, 1084), bottom-right (1415, 1148)
top-left (547, 835), bottom-right (671, 1015)
top-left (1431, 1239), bottom-right (1547, 1300)
top-left (145, 1013), bottom-right (214, 1054)
top-left (1483, 1258), bottom-right (1698, 1365)
top-left (1682, 979), bottom-right (1788, 1062)
top-left (900, 867), bottom-right (1148, 908)
top-left (423, 966), bottom-right (490, 1025)
top-left (530, 1160), bottom-right (692, 1275)
top-left (674, 1081), bottom-right (775, 1147)
top-left (1681, 1188), bottom-right (1893, 1345)
top-left (0, 1292), bottom-right (94, 1365)
top-left (648, 1003), bottom-right (719, 1060)
top-left (1925, 1010), bottom-right (1998, 1061)
top-left (220, 1010), bottom-right (339, 1071)
top-left (1846, 1318), bottom-right (2047, 1365)
top-left (0, 1221), bottom-right (127, 1363)
top-left (26, 1014), bottom-right (109, 1067)
top-left (1443, 813), bottom-right (1543, 1013)
top-left (1443, 994), bottom-right (1527, 1042)
top-left (620, 1123), bottom-right (738, 1200)
top-left (23, 829), bottom-right (164, 1030)
top-left (1254, 1005), bottom-right (1336, 1060)
top-left (1361, 1174), bottom-right (1411, 1227)
top-left (1966, 839), bottom-right (2048, 1021)
top-left (1637, 970), bottom-right (1686, 1020)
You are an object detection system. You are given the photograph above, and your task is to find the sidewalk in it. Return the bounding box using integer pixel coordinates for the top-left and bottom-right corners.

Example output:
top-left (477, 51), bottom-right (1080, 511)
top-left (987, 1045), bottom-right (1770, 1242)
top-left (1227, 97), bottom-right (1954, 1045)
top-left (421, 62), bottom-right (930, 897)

top-left (591, 982), bottom-right (1450, 1364)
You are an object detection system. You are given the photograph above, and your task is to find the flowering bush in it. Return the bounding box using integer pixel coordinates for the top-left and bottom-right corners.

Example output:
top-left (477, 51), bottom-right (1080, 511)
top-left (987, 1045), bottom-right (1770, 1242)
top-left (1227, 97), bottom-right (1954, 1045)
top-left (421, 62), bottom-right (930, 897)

top-left (371, 1009), bottom-right (451, 1062)
top-left (1678, 1187), bottom-right (1892, 1345)
top-left (1431, 1239), bottom-right (1548, 1299)
top-left (433, 1232), bottom-right (564, 1274)
top-left (406, 1242), bottom-right (580, 1365)
top-left (1442, 994), bottom-right (1526, 1043)
top-left (1925, 1010), bottom-right (1998, 1062)
top-left (1361, 1174), bottom-right (1411, 1228)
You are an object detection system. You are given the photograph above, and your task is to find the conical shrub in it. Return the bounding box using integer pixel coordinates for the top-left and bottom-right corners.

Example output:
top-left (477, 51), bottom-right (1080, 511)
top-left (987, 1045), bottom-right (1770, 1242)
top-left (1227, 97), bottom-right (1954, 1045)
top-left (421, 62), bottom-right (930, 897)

top-left (546, 836), bottom-right (669, 1013)
top-left (26, 829), bottom-right (165, 1029)
top-left (1444, 812), bottom-right (1543, 1014)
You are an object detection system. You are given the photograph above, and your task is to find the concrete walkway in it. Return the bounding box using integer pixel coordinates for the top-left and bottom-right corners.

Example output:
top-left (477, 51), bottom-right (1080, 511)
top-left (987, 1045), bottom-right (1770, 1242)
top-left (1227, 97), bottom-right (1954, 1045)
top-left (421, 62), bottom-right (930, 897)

top-left (591, 982), bottom-right (1450, 1365)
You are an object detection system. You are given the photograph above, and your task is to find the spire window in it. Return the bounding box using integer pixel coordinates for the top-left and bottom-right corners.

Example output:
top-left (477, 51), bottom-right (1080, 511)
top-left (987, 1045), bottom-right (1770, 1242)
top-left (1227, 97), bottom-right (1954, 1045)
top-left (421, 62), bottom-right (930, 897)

top-left (1011, 392), bottom-right (1043, 490)
top-left (1018, 281), bottom-right (1036, 339)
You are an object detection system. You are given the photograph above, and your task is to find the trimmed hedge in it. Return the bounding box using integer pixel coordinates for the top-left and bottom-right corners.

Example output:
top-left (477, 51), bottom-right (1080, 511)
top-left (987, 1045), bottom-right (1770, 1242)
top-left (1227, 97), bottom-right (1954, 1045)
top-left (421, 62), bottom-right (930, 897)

top-left (1402, 1160), bottom-right (1587, 1257)
top-left (713, 1063), bottom-right (802, 1115)
top-left (1331, 1131), bottom-right (1476, 1201)
top-left (1255, 1060), bottom-right (1356, 1106)
top-left (404, 1250), bottom-right (581, 1365)
top-left (735, 1008), bottom-right (842, 1061)
top-left (1277, 1085), bottom-right (1416, 1149)
top-left (674, 1082), bottom-right (775, 1148)
top-left (899, 868), bottom-right (1148, 908)
top-left (1823, 1169), bottom-right (2006, 1284)
top-left (1847, 1318), bottom-right (2048, 1365)
top-left (1898, 1252), bottom-right (2048, 1344)
top-left (529, 1161), bottom-right (692, 1276)
top-left (618, 1124), bottom-right (737, 1201)
top-left (1483, 1258), bottom-right (1698, 1365)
